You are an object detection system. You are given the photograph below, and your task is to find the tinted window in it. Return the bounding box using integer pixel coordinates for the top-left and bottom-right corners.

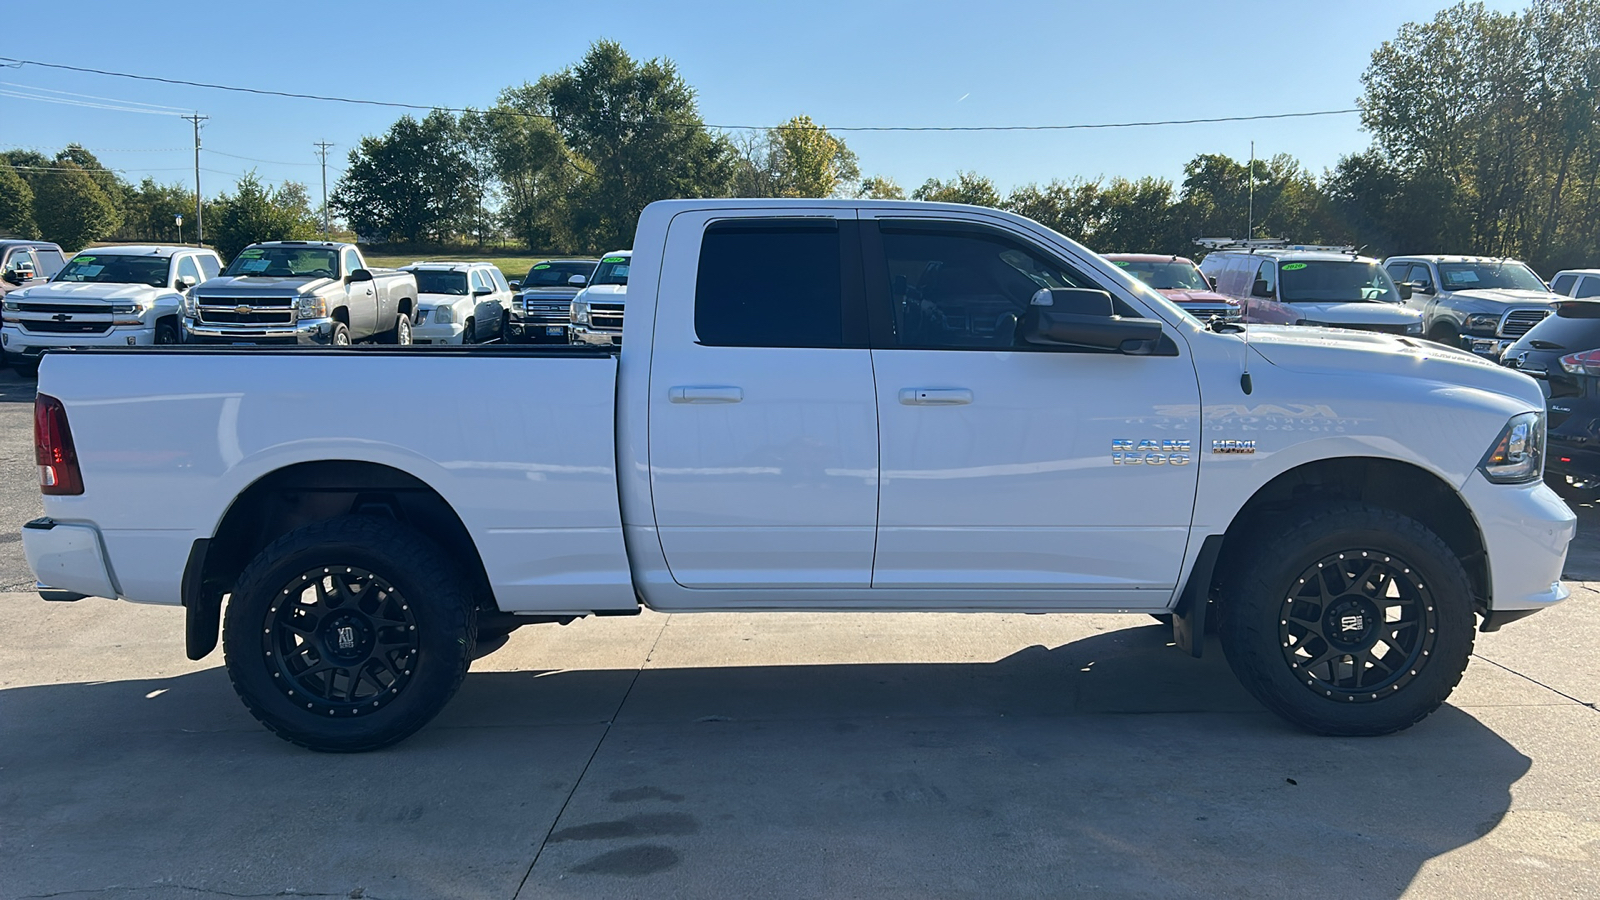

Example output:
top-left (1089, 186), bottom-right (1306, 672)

top-left (470, 269), bottom-right (491, 293)
top-left (1384, 262), bottom-right (1409, 282)
top-left (489, 267), bottom-right (509, 291)
top-left (414, 271), bottom-right (468, 295)
top-left (1553, 274), bottom-right (1579, 296)
top-left (876, 223), bottom-right (1107, 349)
top-left (1254, 260), bottom-right (1277, 295)
top-left (1578, 277), bottom-right (1600, 299)
top-left (197, 254), bottom-right (221, 279)
top-left (1517, 304), bottom-right (1600, 352)
top-left (4, 249), bottom-right (35, 276)
top-left (1278, 260), bottom-right (1398, 303)
top-left (695, 220), bottom-right (841, 348)
top-left (523, 262), bottom-right (595, 287)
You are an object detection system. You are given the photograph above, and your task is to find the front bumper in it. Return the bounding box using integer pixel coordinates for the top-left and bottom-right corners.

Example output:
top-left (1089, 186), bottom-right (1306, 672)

top-left (184, 316), bottom-right (334, 345)
top-left (1461, 472), bottom-right (1576, 619)
top-left (1465, 335), bottom-right (1516, 359)
top-left (413, 319), bottom-right (466, 344)
top-left (2, 322), bottom-right (160, 355)
top-left (571, 325), bottom-right (621, 346)
top-left (509, 316), bottom-right (570, 342)
top-left (22, 518), bottom-right (117, 600)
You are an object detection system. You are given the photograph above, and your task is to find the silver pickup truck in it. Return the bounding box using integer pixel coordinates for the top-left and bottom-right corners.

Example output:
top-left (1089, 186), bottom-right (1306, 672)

top-left (185, 241), bottom-right (418, 345)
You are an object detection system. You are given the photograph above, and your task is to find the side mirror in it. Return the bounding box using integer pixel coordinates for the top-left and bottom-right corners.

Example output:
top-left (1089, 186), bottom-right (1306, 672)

top-left (1, 271), bottom-right (20, 286)
top-left (1020, 288), bottom-right (1166, 354)
top-left (177, 275), bottom-right (198, 289)
top-left (1206, 275), bottom-right (1218, 290)
top-left (509, 281), bottom-right (521, 291)
top-left (473, 288), bottom-right (492, 297)
top-left (348, 268), bottom-right (374, 283)
top-left (568, 274), bottom-right (587, 287)
top-left (1397, 282), bottom-right (1413, 300)
top-left (1250, 280), bottom-right (1275, 299)
top-left (1414, 282), bottom-right (1434, 295)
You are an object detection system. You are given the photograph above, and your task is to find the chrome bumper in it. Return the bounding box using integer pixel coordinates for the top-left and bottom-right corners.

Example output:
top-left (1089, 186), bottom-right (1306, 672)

top-left (184, 317), bottom-right (332, 344)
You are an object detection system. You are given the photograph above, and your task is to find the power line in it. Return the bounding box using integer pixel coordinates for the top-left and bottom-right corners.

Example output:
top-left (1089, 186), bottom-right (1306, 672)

top-left (207, 148), bottom-right (320, 166)
top-left (0, 88), bottom-right (183, 117)
top-left (0, 80), bottom-right (191, 111)
top-left (0, 55), bottom-right (1361, 133)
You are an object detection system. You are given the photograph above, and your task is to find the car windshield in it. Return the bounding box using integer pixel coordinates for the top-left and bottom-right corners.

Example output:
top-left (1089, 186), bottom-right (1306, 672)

top-left (223, 247), bottom-right (338, 278)
top-left (413, 271), bottom-right (468, 295)
top-left (1438, 261), bottom-right (1547, 293)
top-left (53, 255), bottom-right (171, 287)
top-left (591, 255), bottom-right (630, 286)
top-left (522, 261), bottom-right (595, 288)
top-left (1278, 260), bottom-right (1399, 303)
top-left (1111, 259), bottom-right (1208, 291)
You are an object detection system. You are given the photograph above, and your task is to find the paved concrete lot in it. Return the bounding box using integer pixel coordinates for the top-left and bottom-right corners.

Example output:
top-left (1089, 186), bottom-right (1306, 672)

top-left (1, 366), bottom-right (1597, 899)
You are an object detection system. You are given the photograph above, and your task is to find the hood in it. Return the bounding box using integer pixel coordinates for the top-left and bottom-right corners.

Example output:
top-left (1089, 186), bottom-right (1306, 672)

top-left (1292, 302), bottom-right (1422, 326)
top-left (12, 282), bottom-right (169, 304)
top-left (195, 275), bottom-right (334, 296)
top-left (1246, 325), bottom-right (1543, 410)
top-left (1159, 289), bottom-right (1235, 306)
top-left (578, 284), bottom-right (627, 302)
top-left (417, 291), bottom-right (470, 308)
top-left (1441, 288), bottom-right (1559, 310)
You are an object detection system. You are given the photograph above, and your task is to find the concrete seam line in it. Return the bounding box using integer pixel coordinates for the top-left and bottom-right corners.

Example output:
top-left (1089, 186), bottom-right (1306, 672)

top-left (511, 614), bottom-right (673, 896)
top-left (1471, 653), bottom-right (1599, 711)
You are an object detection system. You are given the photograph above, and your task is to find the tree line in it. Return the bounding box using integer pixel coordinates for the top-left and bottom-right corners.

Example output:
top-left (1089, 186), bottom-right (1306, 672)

top-left (3, 1), bottom-right (1599, 273)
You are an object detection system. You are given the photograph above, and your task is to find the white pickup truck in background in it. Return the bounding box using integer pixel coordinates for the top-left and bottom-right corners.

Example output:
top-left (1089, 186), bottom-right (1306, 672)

top-left (23, 199), bottom-right (1575, 752)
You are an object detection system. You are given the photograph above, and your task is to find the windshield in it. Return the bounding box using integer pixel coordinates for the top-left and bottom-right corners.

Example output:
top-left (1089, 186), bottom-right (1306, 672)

top-left (592, 255), bottom-right (630, 286)
top-left (223, 246), bottom-right (338, 278)
top-left (1111, 259), bottom-right (1208, 292)
top-left (53, 255), bottom-right (171, 287)
top-left (1278, 260), bottom-right (1399, 303)
top-left (1438, 261), bottom-right (1548, 293)
top-left (413, 271), bottom-right (468, 295)
top-left (522, 261), bottom-right (595, 288)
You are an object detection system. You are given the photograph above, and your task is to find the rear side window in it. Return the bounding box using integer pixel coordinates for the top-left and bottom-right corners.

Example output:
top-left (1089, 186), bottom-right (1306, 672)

top-left (36, 249), bottom-right (65, 278)
top-left (198, 254), bottom-right (221, 279)
top-left (1578, 276), bottom-right (1600, 299)
top-left (487, 267), bottom-right (509, 292)
top-left (694, 220), bottom-right (842, 348)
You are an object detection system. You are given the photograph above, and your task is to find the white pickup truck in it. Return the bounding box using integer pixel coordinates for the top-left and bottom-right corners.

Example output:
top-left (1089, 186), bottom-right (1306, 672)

top-left (23, 199), bottom-right (1575, 752)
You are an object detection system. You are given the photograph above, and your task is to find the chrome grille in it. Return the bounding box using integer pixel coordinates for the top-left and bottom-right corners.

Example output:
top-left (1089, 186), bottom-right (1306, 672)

top-left (199, 295), bottom-right (293, 308)
top-left (199, 309), bottom-right (292, 325)
top-left (590, 303), bottom-right (624, 331)
top-left (1501, 308), bottom-right (1551, 337)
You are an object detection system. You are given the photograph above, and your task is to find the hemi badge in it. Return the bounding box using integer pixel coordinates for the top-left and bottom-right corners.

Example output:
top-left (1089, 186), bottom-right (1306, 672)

top-left (1211, 440), bottom-right (1256, 454)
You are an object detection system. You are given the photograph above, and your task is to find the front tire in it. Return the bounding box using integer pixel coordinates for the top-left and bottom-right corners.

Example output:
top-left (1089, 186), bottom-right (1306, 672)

top-left (155, 319), bottom-right (181, 345)
top-left (222, 515), bottom-right (476, 752)
top-left (331, 322), bottom-right (352, 346)
top-left (1218, 504), bottom-right (1474, 736)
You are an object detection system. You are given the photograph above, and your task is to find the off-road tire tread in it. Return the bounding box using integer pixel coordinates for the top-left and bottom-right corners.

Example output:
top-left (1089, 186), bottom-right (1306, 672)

top-left (1217, 503), bottom-right (1474, 736)
top-left (222, 515), bottom-right (475, 752)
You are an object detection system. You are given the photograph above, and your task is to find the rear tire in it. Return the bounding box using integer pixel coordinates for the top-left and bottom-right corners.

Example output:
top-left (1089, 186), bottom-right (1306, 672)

top-left (221, 515), bottom-right (476, 752)
top-left (1218, 504), bottom-right (1474, 736)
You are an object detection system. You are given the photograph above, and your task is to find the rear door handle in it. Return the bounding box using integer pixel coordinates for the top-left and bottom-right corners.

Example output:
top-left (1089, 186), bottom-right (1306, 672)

top-left (899, 388), bottom-right (973, 406)
top-left (669, 386), bottom-right (743, 404)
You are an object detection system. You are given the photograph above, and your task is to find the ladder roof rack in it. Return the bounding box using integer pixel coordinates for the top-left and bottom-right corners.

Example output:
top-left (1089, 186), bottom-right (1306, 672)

top-left (1193, 237), bottom-right (1358, 255)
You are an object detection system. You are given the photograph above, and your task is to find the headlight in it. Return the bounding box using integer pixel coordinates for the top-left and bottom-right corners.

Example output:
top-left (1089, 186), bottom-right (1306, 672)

top-left (113, 301), bottom-right (148, 326)
top-left (431, 304), bottom-right (451, 324)
top-left (1479, 411), bottom-right (1544, 484)
top-left (414, 308), bottom-right (429, 324)
top-left (297, 294), bottom-right (326, 318)
top-left (572, 299), bottom-right (590, 325)
top-left (183, 294), bottom-right (197, 316)
top-left (1405, 321), bottom-right (1424, 335)
top-left (1466, 313), bottom-right (1501, 334)
top-left (2, 300), bottom-right (18, 312)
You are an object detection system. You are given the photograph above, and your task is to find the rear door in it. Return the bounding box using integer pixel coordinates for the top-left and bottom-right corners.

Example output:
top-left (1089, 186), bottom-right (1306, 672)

top-left (647, 209), bottom-right (879, 588)
top-left (862, 214), bottom-right (1200, 604)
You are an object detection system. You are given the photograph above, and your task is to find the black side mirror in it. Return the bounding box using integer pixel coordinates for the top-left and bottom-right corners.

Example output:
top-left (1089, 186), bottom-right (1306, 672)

top-left (1397, 282), bottom-right (1413, 300)
top-left (1250, 280), bottom-right (1275, 299)
top-left (473, 288), bottom-right (492, 297)
top-left (1020, 288), bottom-right (1166, 354)
top-left (2, 271), bottom-right (20, 286)
top-left (1415, 282), bottom-right (1434, 295)
top-left (348, 268), bottom-right (374, 283)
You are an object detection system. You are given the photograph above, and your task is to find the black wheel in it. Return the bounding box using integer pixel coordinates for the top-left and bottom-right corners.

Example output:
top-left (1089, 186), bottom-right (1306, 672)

top-left (12, 358), bottom-right (38, 378)
top-left (155, 320), bottom-right (181, 345)
top-left (222, 515), bottom-right (476, 752)
top-left (462, 317), bottom-right (476, 345)
top-left (1427, 324), bottom-right (1460, 347)
top-left (331, 322), bottom-right (351, 347)
top-left (1218, 504), bottom-right (1474, 736)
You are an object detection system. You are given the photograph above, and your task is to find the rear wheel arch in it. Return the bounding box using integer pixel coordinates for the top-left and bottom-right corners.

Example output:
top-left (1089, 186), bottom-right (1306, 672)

top-left (184, 460), bottom-right (497, 660)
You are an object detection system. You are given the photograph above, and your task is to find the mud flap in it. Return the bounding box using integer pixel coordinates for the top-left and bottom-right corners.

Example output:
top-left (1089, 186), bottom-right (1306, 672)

top-left (1172, 535), bottom-right (1224, 658)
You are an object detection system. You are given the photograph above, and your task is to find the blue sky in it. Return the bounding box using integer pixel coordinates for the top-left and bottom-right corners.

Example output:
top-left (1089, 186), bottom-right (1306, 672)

top-left (4, 0), bottom-right (1524, 200)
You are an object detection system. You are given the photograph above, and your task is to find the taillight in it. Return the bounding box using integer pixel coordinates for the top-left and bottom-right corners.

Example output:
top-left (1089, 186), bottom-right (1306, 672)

top-left (1559, 348), bottom-right (1600, 376)
top-left (35, 393), bottom-right (83, 495)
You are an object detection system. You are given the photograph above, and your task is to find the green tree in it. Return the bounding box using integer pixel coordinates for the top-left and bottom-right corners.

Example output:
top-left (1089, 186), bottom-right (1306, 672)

top-left (0, 160), bottom-right (39, 238)
top-left (912, 171), bottom-right (1002, 207)
top-left (540, 40), bottom-right (735, 250)
top-left (1093, 177), bottom-right (1183, 253)
top-left (211, 172), bottom-right (318, 260)
top-left (32, 161), bottom-right (122, 250)
top-left (333, 110), bottom-right (473, 243)
top-left (768, 116), bottom-right (858, 198)
top-left (480, 87), bottom-right (581, 251)
top-left (117, 178), bottom-right (193, 242)
top-left (856, 176), bottom-right (905, 200)
top-left (1004, 179), bottom-right (1102, 243)
top-left (55, 145), bottom-right (130, 215)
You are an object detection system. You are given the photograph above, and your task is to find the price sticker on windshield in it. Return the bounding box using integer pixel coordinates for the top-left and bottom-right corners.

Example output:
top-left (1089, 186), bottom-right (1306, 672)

top-left (602, 257), bottom-right (627, 263)
top-left (1282, 263), bottom-right (1308, 271)
top-left (1111, 261), bottom-right (1130, 267)
top-left (532, 264), bottom-right (551, 269)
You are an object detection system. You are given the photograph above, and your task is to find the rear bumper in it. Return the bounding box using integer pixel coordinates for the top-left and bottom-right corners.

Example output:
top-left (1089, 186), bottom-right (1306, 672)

top-left (184, 316), bottom-right (333, 345)
top-left (22, 518), bottom-right (117, 600)
top-left (1462, 473), bottom-right (1576, 617)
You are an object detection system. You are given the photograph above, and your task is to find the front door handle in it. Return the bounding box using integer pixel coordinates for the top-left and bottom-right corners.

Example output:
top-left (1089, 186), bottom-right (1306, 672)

top-left (899, 388), bottom-right (973, 406)
top-left (669, 386), bottom-right (743, 404)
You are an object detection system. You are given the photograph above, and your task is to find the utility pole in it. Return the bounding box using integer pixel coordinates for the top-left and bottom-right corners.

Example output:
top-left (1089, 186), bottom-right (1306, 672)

top-left (1247, 140), bottom-right (1255, 241)
top-left (182, 113), bottom-right (208, 247)
top-left (313, 140), bottom-right (335, 236)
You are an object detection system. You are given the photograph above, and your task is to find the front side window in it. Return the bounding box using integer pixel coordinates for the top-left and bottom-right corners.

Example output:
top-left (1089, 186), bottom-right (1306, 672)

top-left (341, 249), bottom-right (362, 277)
top-left (1277, 260), bottom-right (1399, 303)
top-left (1254, 260), bottom-right (1278, 296)
top-left (1438, 261), bottom-right (1546, 293)
top-left (1553, 273), bottom-right (1579, 296)
top-left (592, 255), bottom-right (631, 286)
top-left (4, 249), bottom-right (36, 279)
top-left (487, 267), bottom-right (510, 291)
top-left (1384, 262), bottom-right (1409, 283)
top-left (470, 269), bottom-right (491, 293)
top-left (413, 270), bottom-right (468, 295)
top-left (35, 250), bottom-right (65, 278)
top-left (197, 254), bottom-right (221, 279)
top-left (875, 222), bottom-right (1108, 350)
top-left (695, 220), bottom-right (841, 348)
top-left (223, 247), bottom-right (338, 278)
top-left (55, 254), bottom-right (171, 286)
top-left (176, 255), bottom-right (201, 286)
top-left (1113, 259), bottom-right (1208, 292)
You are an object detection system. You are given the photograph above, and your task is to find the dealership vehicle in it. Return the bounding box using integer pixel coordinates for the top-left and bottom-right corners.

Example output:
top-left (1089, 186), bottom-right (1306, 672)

top-left (1, 240), bottom-right (68, 300)
top-left (25, 199), bottom-right (1572, 752)
top-left (2, 246), bottom-right (220, 375)
top-left (1383, 255), bottom-right (1559, 358)
top-left (1198, 240), bottom-right (1423, 335)
top-left (570, 251), bottom-right (630, 346)
top-left (185, 242), bottom-right (417, 346)
top-left (401, 262), bottom-right (514, 344)
top-left (508, 258), bottom-right (597, 343)
top-left (1549, 269), bottom-right (1600, 298)
top-left (1502, 299), bottom-right (1600, 501)
top-left (1103, 253), bottom-right (1239, 321)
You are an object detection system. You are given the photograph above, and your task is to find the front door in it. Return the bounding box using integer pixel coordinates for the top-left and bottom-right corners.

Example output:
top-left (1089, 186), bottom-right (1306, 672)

top-left (862, 215), bottom-right (1200, 606)
top-left (647, 209), bottom-right (879, 588)
top-left (343, 248), bottom-right (377, 337)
